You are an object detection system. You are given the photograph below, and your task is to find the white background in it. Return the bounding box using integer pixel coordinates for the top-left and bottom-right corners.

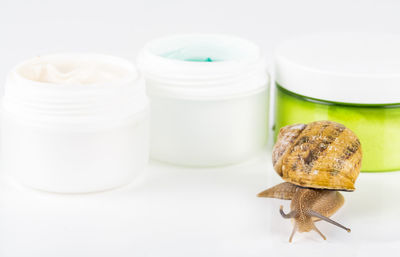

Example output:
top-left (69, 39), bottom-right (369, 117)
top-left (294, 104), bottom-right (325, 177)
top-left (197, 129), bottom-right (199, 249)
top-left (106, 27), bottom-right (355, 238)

top-left (2, 0), bottom-right (400, 84)
top-left (1, 0), bottom-right (400, 256)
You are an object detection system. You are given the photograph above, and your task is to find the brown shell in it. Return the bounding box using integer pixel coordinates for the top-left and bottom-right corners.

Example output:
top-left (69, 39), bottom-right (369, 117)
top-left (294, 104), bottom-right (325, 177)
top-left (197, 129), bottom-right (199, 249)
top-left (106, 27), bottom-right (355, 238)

top-left (272, 121), bottom-right (362, 191)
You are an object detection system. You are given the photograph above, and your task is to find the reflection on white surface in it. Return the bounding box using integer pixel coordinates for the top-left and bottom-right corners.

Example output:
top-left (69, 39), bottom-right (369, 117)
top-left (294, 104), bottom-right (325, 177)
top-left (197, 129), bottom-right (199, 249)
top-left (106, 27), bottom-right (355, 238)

top-left (0, 151), bottom-right (399, 257)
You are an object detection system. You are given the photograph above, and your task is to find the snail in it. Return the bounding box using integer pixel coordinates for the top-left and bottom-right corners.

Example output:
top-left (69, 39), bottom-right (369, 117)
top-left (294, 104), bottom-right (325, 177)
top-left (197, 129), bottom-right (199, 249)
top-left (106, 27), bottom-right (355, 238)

top-left (258, 120), bottom-right (362, 242)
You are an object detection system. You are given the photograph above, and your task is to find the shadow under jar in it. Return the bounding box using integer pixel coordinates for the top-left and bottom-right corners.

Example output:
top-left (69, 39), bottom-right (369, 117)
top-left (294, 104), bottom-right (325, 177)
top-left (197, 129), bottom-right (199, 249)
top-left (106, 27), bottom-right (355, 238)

top-left (138, 34), bottom-right (269, 167)
top-left (274, 34), bottom-right (400, 172)
top-left (1, 54), bottom-right (149, 193)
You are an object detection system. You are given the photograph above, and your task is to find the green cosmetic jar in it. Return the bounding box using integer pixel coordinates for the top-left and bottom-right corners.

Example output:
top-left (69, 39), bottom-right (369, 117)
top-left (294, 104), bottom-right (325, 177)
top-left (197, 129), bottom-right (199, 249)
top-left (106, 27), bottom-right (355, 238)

top-left (274, 35), bottom-right (400, 172)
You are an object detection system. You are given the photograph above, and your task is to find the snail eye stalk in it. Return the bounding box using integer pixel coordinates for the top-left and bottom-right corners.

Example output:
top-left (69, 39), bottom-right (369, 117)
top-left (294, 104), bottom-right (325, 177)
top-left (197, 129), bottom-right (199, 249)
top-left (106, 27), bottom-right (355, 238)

top-left (307, 209), bottom-right (351, 232)
top-left (279, 205), bottom-right (297, 219)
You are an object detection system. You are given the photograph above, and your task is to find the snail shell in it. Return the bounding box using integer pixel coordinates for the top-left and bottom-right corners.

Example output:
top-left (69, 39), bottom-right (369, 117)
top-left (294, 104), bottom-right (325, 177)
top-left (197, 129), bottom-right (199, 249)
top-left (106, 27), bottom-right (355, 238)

top-left (272, 121), bottom-right (362, 191)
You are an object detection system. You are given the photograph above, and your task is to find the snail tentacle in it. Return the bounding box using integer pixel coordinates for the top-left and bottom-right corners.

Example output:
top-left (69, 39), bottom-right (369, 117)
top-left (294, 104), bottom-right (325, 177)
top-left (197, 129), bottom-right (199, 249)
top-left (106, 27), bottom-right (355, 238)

top-left (279, 205), bottom-right (297, 219)
top-left (307, 209), bottom-right (351, 232)
top-left (312, 223), bottom-right (327, 240)
top-left (289, 224), bottom-right (298, 243)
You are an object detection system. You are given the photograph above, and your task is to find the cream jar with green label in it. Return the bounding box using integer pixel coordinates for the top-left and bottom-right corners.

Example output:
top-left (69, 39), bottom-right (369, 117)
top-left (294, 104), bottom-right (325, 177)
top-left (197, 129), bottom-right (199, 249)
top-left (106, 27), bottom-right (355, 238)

top-left (274, 35), bottom-right (400, 172)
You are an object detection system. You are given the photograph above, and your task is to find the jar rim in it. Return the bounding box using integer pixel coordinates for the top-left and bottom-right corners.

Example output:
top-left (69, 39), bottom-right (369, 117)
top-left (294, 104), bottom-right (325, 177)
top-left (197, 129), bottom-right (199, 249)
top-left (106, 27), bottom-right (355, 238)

top-left (277, 84), bottom-right (400, 108)
top-left (4, 53), bottom-right (148, 123)
top-left (137, 34), bottom-right (269, 100)
top-left (13, 53), bottom-right (139, 89)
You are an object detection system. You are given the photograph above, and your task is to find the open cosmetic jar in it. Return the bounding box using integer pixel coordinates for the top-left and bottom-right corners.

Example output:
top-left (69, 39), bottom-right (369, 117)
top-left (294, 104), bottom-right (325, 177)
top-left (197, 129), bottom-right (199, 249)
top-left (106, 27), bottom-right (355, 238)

top-left (274, 35), bottom-right (400, 172)
top-left (138, 34), bottom-right (269, 166)
top-left (1, 54), bottom-right (149, 193)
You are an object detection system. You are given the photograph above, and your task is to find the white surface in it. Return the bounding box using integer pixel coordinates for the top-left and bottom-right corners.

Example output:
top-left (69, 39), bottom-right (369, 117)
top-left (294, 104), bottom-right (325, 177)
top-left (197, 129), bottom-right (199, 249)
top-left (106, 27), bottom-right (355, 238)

top-left (2, 0), bottom-right (400, 256)
top-left (275, 34), bottom-right (400, 104)
top-left (0, 151), bottom-right (399, 257)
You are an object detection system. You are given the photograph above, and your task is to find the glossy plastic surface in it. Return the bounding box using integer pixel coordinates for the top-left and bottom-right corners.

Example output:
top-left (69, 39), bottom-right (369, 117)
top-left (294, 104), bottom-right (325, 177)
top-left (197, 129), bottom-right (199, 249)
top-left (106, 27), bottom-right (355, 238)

top-left (150, 90), bottom-right (269, 166)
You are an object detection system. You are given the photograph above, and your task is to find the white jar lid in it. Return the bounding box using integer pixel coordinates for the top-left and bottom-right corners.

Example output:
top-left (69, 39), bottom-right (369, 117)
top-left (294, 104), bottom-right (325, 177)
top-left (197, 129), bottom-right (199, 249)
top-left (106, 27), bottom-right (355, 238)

top-left (137, 34), bottom-right (268, 100)
top-left (275, 34), bottom-right (400, 104)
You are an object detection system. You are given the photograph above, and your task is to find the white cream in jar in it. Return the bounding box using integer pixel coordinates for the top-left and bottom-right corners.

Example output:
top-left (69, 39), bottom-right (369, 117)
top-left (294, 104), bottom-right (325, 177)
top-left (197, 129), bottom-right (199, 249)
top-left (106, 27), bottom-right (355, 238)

top-left (1, 54), bottom-right (149, 193)
top-left (138, 34), bottom-right (269, 166)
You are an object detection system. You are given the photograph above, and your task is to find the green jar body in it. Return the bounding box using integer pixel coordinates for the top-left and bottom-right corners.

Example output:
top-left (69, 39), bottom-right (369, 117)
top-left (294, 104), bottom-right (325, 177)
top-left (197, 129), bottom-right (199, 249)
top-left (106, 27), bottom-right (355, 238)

top-left (275, 84), bottom-right (400, 172)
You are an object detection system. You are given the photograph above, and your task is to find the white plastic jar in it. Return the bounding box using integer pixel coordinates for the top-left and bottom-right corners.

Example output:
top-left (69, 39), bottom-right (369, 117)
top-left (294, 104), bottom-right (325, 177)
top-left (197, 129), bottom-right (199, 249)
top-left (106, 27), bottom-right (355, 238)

top-left (138, 34), bottom-right (269, 166)
top-left (1, 54), bottom-right (149, 193)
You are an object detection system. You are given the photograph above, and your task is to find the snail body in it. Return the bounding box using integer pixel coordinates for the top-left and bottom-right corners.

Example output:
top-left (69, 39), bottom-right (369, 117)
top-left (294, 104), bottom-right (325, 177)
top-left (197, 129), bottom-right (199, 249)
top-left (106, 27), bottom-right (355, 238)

top-left (258, 121), bottom-right (362, 242)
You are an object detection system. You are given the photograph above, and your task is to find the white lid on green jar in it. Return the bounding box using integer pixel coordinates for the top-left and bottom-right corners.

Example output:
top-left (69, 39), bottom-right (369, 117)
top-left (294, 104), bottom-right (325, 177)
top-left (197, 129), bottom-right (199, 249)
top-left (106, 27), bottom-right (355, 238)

top-left (275, 34), bottom-right (400, 104)
top-left (137, 34), bottom-right (268, 100)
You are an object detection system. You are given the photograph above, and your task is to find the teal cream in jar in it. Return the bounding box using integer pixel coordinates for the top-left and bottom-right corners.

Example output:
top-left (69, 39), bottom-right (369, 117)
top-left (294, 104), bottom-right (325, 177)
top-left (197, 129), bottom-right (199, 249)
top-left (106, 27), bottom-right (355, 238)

top-left (274, 35), bottom-right (400, 172)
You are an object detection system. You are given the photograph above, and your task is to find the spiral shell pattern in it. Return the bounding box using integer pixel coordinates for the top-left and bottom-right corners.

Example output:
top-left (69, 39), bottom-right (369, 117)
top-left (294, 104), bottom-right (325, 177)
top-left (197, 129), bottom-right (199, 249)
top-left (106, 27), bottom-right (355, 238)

top-left (273, 121), bottom-right (362, 191)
